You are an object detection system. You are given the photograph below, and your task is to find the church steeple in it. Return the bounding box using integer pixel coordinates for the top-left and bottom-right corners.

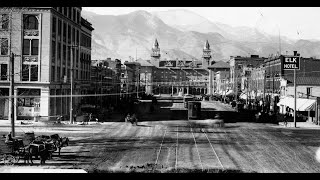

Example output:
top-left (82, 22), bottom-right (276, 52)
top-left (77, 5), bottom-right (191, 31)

top-left (153, 38), bottom-right (159, 49)
top-left (151, 38), bottom-right (161, 60)
top-left (204, 40), bottom-right (210, 50)
top-left (202, 40), bottom-right (212, 68)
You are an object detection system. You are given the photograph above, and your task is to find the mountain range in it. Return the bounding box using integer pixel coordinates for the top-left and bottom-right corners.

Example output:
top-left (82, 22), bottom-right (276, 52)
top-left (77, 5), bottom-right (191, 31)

top-left (82, 9), bottom-right (320, 62)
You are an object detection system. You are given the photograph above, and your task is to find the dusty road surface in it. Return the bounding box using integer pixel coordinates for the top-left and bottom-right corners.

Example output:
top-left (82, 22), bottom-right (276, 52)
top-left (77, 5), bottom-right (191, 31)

top-left (1, 119), bottom-right (320, 173)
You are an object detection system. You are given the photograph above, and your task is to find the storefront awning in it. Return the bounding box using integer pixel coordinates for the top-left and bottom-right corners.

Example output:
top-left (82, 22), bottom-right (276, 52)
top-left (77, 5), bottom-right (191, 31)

top-left (239, 93), bottom-right (255, 100)
top-left (277, 97), bottom-right (316, 111)
top-left (225, 90), bottom-right (234, 96)
top-left (239, 93), bottom-right (247, 100)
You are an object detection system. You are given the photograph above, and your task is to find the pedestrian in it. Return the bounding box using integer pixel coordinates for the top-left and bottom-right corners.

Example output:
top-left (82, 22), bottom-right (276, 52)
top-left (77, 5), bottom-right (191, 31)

top-left (125, 113), bottom-right (131, 123)
top-left (88, 113), bottom-right (92, 125)
top-left (5, 132), bottom-right (13, 145)
top-left (131, 113), bottom-right (138, 126)
top-left (73, 112), bottom-right (77, 123)
top-left (283, 113), bottom-right (288, 127)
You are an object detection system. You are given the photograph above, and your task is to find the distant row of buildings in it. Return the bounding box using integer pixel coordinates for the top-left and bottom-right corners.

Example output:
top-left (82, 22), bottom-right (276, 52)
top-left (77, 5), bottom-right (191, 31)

top-left (122, 39), bottom-right (320, 125)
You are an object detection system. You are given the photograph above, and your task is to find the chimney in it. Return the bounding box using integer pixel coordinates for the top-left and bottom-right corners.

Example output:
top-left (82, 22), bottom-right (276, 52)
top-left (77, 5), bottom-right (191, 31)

top-left (293, 51), bottom-right (298, 56)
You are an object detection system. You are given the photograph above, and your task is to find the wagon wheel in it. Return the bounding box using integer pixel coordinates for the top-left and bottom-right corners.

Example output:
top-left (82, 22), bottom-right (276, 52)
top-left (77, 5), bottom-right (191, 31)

top-left (15, 148), bottom-right (27, 164)
top-left (3, 155), bottom-right (16, 166)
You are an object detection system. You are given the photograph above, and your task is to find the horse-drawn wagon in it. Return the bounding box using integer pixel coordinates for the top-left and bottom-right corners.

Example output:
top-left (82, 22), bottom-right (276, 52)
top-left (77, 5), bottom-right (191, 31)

top-left (0, 132), bottom-right (69, 165)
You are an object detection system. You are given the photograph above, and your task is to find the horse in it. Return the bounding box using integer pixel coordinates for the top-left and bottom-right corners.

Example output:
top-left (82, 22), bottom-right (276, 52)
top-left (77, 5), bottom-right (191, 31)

top-left (24, 141), bottom-right (50, 165)
top-left (50, 134), bottom-right (69, 156)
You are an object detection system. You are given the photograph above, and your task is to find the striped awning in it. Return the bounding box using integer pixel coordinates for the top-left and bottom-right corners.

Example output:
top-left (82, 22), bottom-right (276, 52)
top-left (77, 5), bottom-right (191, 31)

top-left (277, 97), bottom-right (316, 111)
top-left (225, 90), bottom-right (234, 95)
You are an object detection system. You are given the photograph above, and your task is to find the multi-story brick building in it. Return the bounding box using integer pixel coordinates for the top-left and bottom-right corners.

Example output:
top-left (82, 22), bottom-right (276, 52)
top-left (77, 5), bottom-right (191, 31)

top-left (265, 51), bottom-right (320, 112)
top-left (90, 58), bottom-right (121, 109)
top-left (229, 55), bottom-right (266, 99)
top-left (0, 7), bottom-right (93, 120)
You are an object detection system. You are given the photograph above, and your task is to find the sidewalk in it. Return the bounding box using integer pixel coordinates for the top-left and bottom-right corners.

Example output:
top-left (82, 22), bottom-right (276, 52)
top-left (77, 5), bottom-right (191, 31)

top-left (278, 121), bottom-right (320, 129)
top-left (0, 119), bottom-right (106, 127)
top-left (0, 166), bottom-right (87, 173)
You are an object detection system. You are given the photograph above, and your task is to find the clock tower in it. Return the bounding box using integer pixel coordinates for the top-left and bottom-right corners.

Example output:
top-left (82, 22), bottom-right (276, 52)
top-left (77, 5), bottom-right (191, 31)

top-left (202, 40), bottom-right (213, 69)
top-left (151, 38), bottom-right (161, 63)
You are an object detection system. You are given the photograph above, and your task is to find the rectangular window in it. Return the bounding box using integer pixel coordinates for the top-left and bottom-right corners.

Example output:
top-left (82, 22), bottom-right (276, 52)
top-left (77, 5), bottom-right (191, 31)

top-left (63, 7), bottom-right (67, 16)
top-left (30, 65), bottom-right (38, 81)
top-left (51, 65), bottom-right (55, 82)
top-left (0, 64), bottom-right (7, 80)
top-left (31, 39), bottom-right (39, 55)
top-left (52, 16), bottom-right (56, 39)
top-left (78, 12), bottom-right (81, 24)
top-left (57, 42), bottom-right (61, 61)
top-left (57, 67), bottom-right (60, 80)
top-left (75, 49), bottom-right (78, 67)
top-left (22, 64), bottom-right (29, 81)
top-left (23, 39), bottom-right (38, 56)
top-left (67, 46), bottom-right (70, 66)
top-left (68, 24), bottom-right (71, 44)
top-left (58, 19), bottom-right (61, 40)
top-left (76, 30), bottom-right (79, 44)
top-left (0, 38), bottom-right (8, 55)
top-left (52, 40), bottom-right (56, 62)
top-left (72, 27), bottom-right (75, 44)
top-left (63, 22), bottom-right (66, 42)
top-left (1, 14), bottom-right (9, 29)
top-left (23, 39), bottom-right (30, 55)
top-left (63, 44), bottom-right (66, 63)
top-left (68, 7), bottom-right (72, 19)
top-left (73, 9), bottom-right (76, 22)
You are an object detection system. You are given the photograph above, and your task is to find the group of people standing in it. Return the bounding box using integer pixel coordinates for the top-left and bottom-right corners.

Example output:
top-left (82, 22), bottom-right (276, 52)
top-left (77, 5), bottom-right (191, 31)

top-left (125, 113), bottom-right (138, 125)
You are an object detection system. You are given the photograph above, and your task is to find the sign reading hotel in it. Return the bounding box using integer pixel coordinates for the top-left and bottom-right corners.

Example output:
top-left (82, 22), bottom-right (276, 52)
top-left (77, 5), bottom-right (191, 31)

top-left (282, 56), bottom-right (300, 70)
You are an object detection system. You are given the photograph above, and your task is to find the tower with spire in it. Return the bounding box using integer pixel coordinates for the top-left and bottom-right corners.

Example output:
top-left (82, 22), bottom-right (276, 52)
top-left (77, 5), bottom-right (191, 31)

top-left (202, 40), bottom-right (213, 69)
top-left (151, 38), bottom-right (161, 62)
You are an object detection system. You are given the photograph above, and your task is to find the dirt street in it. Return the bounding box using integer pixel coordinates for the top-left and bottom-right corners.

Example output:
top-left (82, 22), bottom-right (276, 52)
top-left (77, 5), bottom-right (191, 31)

top-left (1, 120), bottom-right (320, 173)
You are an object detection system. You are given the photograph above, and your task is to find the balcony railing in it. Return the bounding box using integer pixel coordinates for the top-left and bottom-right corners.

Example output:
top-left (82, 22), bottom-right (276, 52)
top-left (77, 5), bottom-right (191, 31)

top-left (23, 55), bottom-right (38, 63)
top-left (24, 30), bottom-right (39, 37)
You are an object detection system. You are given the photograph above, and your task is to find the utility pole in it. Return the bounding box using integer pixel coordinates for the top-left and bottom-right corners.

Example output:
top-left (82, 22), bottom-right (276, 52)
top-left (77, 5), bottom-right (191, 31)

top-left (145, 71), bottom-right (147, 95)
top-left (235, 68), bottom-right (238, 103)
top-left (294, 68), bottom-right (296, 128)
top-left (10, 52), bottom-right (15, 136)
top-left (293, 51), bottom-right (300, 127)
top-left (69, 44), bottom-right (77, 124)
top-left (136, 67), bottom-right (139, 98)
top-left (7, 8), bottom-right (15, 137)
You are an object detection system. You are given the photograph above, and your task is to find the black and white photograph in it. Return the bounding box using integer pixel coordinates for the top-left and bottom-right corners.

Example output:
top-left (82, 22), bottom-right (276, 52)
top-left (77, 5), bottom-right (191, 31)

top-left (1, 6), bottom-right (320, 173)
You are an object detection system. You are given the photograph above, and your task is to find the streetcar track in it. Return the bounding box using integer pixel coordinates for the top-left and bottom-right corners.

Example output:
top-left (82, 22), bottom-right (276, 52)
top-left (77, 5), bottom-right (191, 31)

top-left (222, 127), bottom-right (261, 173)
top-left (212, 127), bottom-right (242, 170)
top-left (236, 127), bottom-right (269, 173)
top-left (91, 123), bottom-right (139, 170)
top-left (238, 128), bottom-right (285, 173)
top-left (202, 128), bottom-right (224, 170)
top-left (154, 127), bottom-right (167, 171)
top-left (266, 128), bottom-right (320, 172)
top-left (189, 125), bottom-right (204, 171)
top-left (244, 127), bottom-right (298, 172)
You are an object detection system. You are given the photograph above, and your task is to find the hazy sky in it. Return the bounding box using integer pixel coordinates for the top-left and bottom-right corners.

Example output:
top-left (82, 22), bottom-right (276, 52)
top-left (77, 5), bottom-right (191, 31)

top-left (83, 7), bottom-right (320, 41)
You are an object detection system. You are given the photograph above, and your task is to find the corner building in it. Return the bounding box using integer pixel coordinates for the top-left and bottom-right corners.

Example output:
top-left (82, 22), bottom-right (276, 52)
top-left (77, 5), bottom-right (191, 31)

top-left (0, 7), bottom-right (93, 120)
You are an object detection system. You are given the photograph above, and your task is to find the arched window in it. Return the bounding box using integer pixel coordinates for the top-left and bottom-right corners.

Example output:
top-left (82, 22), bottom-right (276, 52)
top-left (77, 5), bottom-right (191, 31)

top-left (23, 15), bottom-right (38, 30)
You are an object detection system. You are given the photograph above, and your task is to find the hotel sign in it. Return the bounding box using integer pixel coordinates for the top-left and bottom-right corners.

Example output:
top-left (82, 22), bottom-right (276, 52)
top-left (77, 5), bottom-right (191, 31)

top-left (282, 56), bottom-right (300, 70)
